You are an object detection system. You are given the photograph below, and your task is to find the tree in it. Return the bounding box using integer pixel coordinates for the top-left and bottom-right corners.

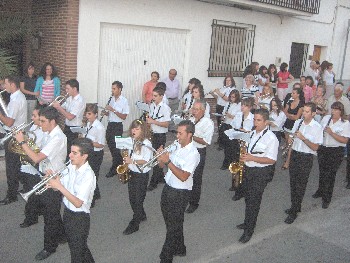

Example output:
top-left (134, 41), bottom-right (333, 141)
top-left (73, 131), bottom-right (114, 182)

top-left (0, 13), bottom-right (31, 79)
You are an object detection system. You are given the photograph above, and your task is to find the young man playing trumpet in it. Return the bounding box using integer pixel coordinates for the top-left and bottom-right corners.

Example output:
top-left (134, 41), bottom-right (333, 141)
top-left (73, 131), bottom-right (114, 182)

top-left (46, 138), bottom-right (96, 263)
top-left (0, 75), bottom-right (27, 205)
top-left (14, 106), bottom-right (66, 261)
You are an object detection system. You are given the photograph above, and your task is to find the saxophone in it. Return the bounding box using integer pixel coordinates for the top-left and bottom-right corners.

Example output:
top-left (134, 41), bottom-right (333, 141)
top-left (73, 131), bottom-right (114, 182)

top-left (228, 140), bottom-right (247, 189)
top-left (116, 149), bottom-right (131, 184)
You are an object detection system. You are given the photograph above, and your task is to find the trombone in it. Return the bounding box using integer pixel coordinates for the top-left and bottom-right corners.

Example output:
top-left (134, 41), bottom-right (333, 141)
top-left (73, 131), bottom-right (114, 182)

top-left (0, 121), bottom-right (33, 146)
top-left (20, 161), bottom-right (71, 202)
top-left (137, 140), bottom-right (178, 172)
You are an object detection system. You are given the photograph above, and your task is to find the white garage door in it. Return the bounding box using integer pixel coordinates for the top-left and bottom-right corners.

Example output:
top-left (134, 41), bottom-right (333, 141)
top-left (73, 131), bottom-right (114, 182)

top-left (98, 23), bottom-right (189, 130)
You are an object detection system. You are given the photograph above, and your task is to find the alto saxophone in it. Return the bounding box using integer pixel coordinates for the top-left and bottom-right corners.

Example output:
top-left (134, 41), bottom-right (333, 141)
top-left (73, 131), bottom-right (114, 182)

top-left (228, 140), bottom-right (247, 189)
top-left (116, 149), bottom-right (131, 184)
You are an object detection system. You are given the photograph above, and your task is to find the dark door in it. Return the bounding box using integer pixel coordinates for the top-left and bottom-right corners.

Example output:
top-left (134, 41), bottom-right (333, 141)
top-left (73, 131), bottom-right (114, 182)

top-left (289, 42), bottom-right (307, 78)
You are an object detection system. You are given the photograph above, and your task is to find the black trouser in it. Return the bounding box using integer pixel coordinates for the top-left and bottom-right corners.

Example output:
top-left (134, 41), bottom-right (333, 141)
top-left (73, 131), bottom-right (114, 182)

top-left (64, 125), bottom-right (79, 161)
top-left (160, 184), bottom-right (189, 261)
top-left (222, 137), bottom-right (240, 168)
top-left (241, 165), bottom-right (274, 235)
top-left (4, 140), bottom-right (21, 199)
top-left (41, 189), bottom-right (66, 252)
top-left (149, 133), bottom-right (166, 187)
top-left (215, 104), bottom-right (224, 129)
top-left (189, 147), bottom-right (206, 207)
top-left (63, 207), bottom-right (94, 263)
top-left (218, 123), bottom-right (232, 148)
top-left (23, 173), bottom-right (45, 224)
top-left (88, 150), bottom-right (104, 200)
top-left (289, 150), bottom-right (314, 214)
top-left (128, 171), bottom-right (149, 224)
top-left (316, 146), bottom-right (344, 204)
top-left (346, 139), bottom-right (350, 183)
top-left (106, 122), bottom-right (123, 175)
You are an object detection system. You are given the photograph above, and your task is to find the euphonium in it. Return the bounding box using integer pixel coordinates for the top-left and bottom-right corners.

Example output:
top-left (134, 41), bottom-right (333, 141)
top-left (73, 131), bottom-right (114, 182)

top-left (8, 130), bottom-right (40, 165)
top-left (116, 149), bottom-right (131, 184)
top-left (229, 140), bottom-right (247, 189)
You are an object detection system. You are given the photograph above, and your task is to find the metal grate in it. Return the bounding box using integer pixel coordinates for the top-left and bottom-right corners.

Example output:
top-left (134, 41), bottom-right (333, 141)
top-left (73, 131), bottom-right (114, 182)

top-left (208, 20), bottom-right (255, 77)
top-left (289, 42), bottom-right (309, 78)
top-left (251, 0), bottom-right (321, 14)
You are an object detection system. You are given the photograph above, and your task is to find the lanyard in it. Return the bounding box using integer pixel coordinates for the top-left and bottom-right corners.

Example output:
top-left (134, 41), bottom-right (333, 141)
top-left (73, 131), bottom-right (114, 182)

top-left (249, 129), bottom-right (268, 154)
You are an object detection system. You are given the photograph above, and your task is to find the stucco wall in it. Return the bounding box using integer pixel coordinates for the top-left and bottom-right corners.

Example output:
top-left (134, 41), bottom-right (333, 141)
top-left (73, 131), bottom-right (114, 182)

top-left (77, 0), bottom-right (349, 102)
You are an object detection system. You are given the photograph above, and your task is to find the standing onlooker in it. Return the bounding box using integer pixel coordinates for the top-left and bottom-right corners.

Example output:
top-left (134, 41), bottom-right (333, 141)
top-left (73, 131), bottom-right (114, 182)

top-left (267, 64), bottom-right (278, 95)
top-left (327, 83), bottom-right (350, 117)
top-left (303, 76), bottom-right (314, 103)
top-left (304, 61), bottom-right (319, 86)
top-left (34, 62), bottom-right (61, 106)
top-left (257, 65), bottom-right (270, 93)
top-left (20, 62), bottom-right (37, 122)
top-left (277, 62), bottom-right (294, 101)
top-left (311, 84), bottom-right (327, 122)
top-left (323, 62), bottom-right (336, 99)
top-left (242, 62), bottom-right (259, 88)
top-left (142, 71), bottom-right (159, 104)
top-left (162, 69), bottom-right (181, 113)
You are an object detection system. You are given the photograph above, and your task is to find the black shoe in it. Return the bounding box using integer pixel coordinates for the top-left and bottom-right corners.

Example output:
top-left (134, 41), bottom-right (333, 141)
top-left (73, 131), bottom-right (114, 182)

top-left (220, 166), bottom-right (228, 170)
top-left (284, 214), bottom-right (297, 224)
top-left (90, 199), bottom-right (96, 208)
top-left (285, 208), bottom-right (300, 214)
top-left (123, 222), bottom-right (139, 235)
top-left (173, 247), bottom-right (186, 257)
top-left (57, 236), bottom-right (67, 244)
top-left (346, 183), bottom-right (350, 189)
top-left (185, 205), bottom-right (198, 214)
top-left (238, 232), bottom-right (252, 243)
top-left (0, 196), bottom-right (18, 205)
top-left (236, 223), bottom-right (246, 230)
top-left (35, 249), bottom-right (54, 261)
top-left (232, 194), bottom-right (243, 201)
top-left (312, 191), bottom-right (322, 199)
top-left (140, 215), bottom-right (147, 222)
top-left (147, 185), bottom-right (157, 191)
top-left (20, 220), bottom-right (38, 228)
top-left (105, 172), bottom-right (115, 178)
top-left (18, 189), bottom-right (25, 194)
top-left (322, 201), bottom-right (330, 209)
top-left (217, 147), bottom-right (223, 151)
top-left (228, 186), bottom-right (234, 191)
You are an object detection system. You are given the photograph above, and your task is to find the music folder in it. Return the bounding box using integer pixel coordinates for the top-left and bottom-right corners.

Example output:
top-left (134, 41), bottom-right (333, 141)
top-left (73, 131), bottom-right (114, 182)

top-left (135, 101), bottom-right (150, 112)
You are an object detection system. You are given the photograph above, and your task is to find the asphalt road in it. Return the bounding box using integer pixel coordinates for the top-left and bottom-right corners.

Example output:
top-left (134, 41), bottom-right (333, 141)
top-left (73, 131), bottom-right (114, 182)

top-left (0, 133), bottom-right (350, 263)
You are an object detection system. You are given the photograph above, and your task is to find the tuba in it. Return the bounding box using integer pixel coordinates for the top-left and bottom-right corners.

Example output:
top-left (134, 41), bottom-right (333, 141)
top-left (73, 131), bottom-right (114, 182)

top-left (116, 149), bottom-right (131, 184)
top-left (229, 140), bottom-right (247, 189)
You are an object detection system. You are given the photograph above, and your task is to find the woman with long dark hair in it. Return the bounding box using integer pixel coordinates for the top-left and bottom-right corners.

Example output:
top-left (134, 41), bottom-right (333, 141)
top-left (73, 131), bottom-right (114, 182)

top-left (277, 62), bottom-right (294, 101)
top-left (20, 62), bottom-right (37, 122)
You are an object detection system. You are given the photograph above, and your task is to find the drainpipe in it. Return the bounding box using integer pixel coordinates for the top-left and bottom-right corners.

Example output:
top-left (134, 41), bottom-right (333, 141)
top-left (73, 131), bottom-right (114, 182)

top-left (340, 19), bottom-right (350, 81)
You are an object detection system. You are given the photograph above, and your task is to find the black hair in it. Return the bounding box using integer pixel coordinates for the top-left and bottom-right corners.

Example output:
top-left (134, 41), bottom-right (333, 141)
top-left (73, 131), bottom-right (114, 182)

top-left (72, 137), bottom-right (93, 156)
top-left (258, 65), bottom-right (267, 76)
top-left (280, 62), bottom-right (288, 72)
top-left (39, 106), bottom-right (60, 123)
top-left (304, 102), bottom-right (317, 112)
top-left (178, 120), bottom-right (195, 135)
top-left (155, 82), bottom-right (166, 91)
top-left (39, 62), bottom-right (58, 79)
top-left (112, 81), bottom-right (123, 90)
top-left (254, 108), bottom-right (269, 121)
top-left (269, 97), bottom-right (283, 115)
top-left (151, 71), bottom-right (160, 79)
top-left (153, 86), bottom-right (165, 96)
top-left (331, 101), bottom-right (346, 121)
top-left (305, 76), bottom-right (314, 87)
top-left (5, 75), bottom-right (19, 88)
top-left (223, 76), bottom-right (235, 88)
top-left (66, 79), bottom-right (79, 91)
top-left (229, 89), bottom-right (240, 103)
top-left (85, 103), bottom-right (98, 114)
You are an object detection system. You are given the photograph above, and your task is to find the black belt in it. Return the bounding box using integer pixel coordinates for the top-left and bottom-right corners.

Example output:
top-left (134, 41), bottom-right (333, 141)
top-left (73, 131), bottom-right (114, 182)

top-left (168, 97), bottom-right (178, 100)
top-left (292, 150), bottom-right (313, 156)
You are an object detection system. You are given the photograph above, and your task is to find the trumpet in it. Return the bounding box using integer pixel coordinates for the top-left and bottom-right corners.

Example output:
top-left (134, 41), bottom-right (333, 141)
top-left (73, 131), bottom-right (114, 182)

top-left (0, 121), bottom-right (33, 146)
top-left (48, 93), bottom-right (69, 106)
top-left (137, 140), bottom-right (178, 172)
top-left (20, 161), bottom-right (70, 202)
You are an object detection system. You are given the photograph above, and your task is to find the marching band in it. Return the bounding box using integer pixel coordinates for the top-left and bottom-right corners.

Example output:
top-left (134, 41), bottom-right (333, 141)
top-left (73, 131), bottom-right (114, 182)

top-left (0, 70), bottom-right (350, 263)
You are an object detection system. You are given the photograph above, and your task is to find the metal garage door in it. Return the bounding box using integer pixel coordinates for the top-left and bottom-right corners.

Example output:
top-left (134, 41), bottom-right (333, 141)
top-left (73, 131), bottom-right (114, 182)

top-left (98, 23), bottom-right (189, 130)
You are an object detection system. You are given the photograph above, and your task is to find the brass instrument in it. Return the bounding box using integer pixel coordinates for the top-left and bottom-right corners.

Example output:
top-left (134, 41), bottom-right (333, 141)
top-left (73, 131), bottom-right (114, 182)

top-left (229, 140), bottom-right (247, 189)
top-left (48, 93), bottom-right (69, 106)
top-left (20, 161), bottom-right (70, 202)
top-left (0, 90), bottom-right (9, 121)
top-left (0, 122), bottom-right (34, 146)
top-left (137, 140), bottom-right (178, 172)
top-left (8, 129), bottom-right (40, 165)
top-left (116, 149), bottom-right (131, 184)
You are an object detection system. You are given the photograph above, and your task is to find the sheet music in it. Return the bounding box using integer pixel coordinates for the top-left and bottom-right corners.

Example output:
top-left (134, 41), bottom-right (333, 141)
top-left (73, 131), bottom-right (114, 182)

top-left (70, 126), bottom-right (87, 135)
top-left (115, 137), bottom-right (133, 150)
top-left (171, 114), bottom-right (183, 125)
top-left (211, 113), bottom-right (223, 117)
top-left (224, 129), bottom-right (251, 143)
top-left (135, 101), bottom-right (150, 112)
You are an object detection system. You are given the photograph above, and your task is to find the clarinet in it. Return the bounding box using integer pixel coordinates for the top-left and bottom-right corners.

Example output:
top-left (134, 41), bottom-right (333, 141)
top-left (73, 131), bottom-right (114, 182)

top-left (99, 96), bottom-right (113, 122)
top-left (282, 118), bottom-right (304, 158)
top-left (323, 115), bottom-right (332, 137)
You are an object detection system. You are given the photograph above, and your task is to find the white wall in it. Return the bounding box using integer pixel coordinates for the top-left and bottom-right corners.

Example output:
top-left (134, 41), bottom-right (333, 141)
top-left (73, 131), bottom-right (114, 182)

top-left (77, 0), bottom-right (349, 102)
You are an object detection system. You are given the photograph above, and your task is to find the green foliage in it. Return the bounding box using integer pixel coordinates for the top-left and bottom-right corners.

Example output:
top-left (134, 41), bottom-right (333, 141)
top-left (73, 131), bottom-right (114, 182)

top-left (0, 49), bottom-right (18, 79)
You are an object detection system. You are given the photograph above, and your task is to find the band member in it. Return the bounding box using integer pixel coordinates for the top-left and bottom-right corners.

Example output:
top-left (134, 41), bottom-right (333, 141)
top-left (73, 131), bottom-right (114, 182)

top-left (181, 78), bottom-right (201, 111)
top-left (52, 79), bottom-right (86, 160)
top-left (312, 102), bottom-right (350, 208)
top-left (46, 138), bottom-right (96, 263)
top-left (221, 97), bottom-right (254, 171)
top-left (217, 89), bottom-right (241, 150)
top-left (14, 106), bottom-right (66, 261)
top-left (236, 108), bottom-right (278, 243)
top-left (268, 97), bottom-right (286, 144)
top-left (186, 100), bottom-right (214, 213)
top-left (20, 106), bottom-right (46, 228)
top-left (122, 119), bottom-right (153, 235)
top-left (146, 86), bottom-right (171, 191)
top-left (157, 120), bottom-right (200, 263)
top-left (84, 104), bottom-right (106, 207)
top-left (104, 81), bottom-right (129, 178)
top-left (284, 102), bottom-right (323, 224)
top-left (0, 75), bottom-right (27, 205)
top-left (184, 84), bottom-right (210, 118)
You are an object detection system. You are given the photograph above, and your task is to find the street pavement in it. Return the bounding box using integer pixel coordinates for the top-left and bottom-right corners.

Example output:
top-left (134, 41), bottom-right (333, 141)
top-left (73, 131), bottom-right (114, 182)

top-left (0, 133), bottom-right (350, 263)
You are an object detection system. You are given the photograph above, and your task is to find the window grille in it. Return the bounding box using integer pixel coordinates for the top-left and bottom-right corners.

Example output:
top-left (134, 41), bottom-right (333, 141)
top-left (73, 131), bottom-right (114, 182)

top-left (208, 20), bottom-right (256, 77)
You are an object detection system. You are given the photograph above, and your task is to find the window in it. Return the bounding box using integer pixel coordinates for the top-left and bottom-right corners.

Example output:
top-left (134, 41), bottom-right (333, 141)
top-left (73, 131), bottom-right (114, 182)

top-left (289, 42), bottom-right (309, 78)
top-left (208, 19), bottom-right (256, 77)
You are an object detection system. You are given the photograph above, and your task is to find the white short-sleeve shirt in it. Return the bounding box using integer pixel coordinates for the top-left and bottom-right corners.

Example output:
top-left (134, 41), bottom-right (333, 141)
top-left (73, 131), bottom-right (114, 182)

top-left (222, 102), bottom-right (241, 125)
top-left (5, 90), bottom-right (27, 130)
top-left (321, 115), bottom-right (350, 147)
top-left (189, 116), bottom-right (214, 149)
top-left (269, 111), bottom-right (287, 132)
top-left (107, 95), bottom-right (130, 123)
top-left (149, 101), bottom-right (171, 133)
top-left (85, 119), bottom-right (106, 151)
top-left (230, 112), bottom-right (254, 131)
top-left (128, 139), bottom-right (153, 173)
top-left (62, 94), bottom-right (86, 126)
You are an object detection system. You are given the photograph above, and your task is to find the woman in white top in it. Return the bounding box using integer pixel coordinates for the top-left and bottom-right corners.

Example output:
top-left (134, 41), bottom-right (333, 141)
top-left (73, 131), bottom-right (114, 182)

top-left (257, 65), bottom-right (270, 93)
top-left (268, 97), bottom-right (286, 144)
top-left (258, 85), bottom-right (274, 110)
top-left (181, 78), bottom-right (201, 112)
top-left (313, 102), bottom-right (350, 208)
top-left (186, 84), bottom-right (210, 118)
top-left (210, 76), bottom-right (236, 128)
top-left (322, 62), bottom-right (335, 99)
top-left (217, 89), bottom-right (241, 150)
top-left (241, 74), bottom-right (259, 106)
top-left (122, 119), bottom-right (153, 235)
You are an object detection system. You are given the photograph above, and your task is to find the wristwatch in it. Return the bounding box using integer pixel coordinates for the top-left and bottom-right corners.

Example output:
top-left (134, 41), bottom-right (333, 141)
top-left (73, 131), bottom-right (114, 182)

top-left (19, 141), bottom-right (26, 146)
top-left (165, 160), bottom-right (171, 166)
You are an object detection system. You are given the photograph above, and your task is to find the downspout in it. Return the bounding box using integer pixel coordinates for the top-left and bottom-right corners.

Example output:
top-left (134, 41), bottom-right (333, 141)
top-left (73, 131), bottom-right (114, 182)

top-left (340, 19), bottom-right (350, 81)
